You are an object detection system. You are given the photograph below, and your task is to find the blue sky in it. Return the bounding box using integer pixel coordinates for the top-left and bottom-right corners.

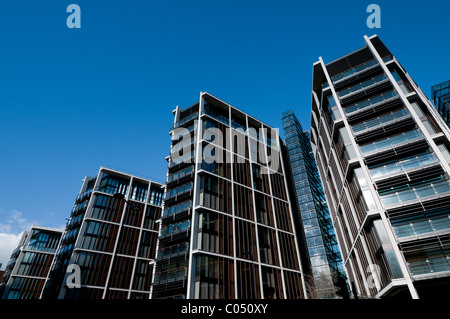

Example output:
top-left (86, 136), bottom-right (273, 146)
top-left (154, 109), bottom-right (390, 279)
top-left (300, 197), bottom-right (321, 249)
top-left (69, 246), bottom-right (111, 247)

top-left (0, 0), bottom-right (449, 267)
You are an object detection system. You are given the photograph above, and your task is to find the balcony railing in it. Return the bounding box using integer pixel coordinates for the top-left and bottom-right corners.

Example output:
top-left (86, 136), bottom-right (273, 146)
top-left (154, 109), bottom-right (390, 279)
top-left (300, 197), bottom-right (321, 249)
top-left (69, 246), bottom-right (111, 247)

top-left (408, 256), bottom-right (450, 277)
top-left (370, 153), bottom-right (439, 180)
top-left (394, 215), bottom-right (450, 238)
top-left (202, 104), bottom-right (229, 126)
top-left (159, 220), bottom-right (191, 239)
top-left (172, 112), bottom-right (198, 130)
top-left (344, 90), bottom-right (398, 116)
top-left (75, 188), bottom-right (93, 204)
top-left (380, 180), bottom-right (450, 207)
top-left (331, 59), bottom-right (379, 83)
top-left (153, 267), bottom-right (188, 285)
top-left (166, 166), bottom-right (194, 184)
top-left (360, 129), bottom-right (423, 155)
top-left (70, 200), bottom-right (89, 217)
top-left (352, 108), bottom-right (410, 135)
top-left (10, 246), bottom-right (22, 259)
top-left (162, 201), bottom-right (192, 220)
top-left (156, 243), bottom-right (189, 261)
top-left (163, 183), bottom-right (193, 201)
top-left (23, 245), bottom-right (58, 254)
top-left (337, 74), bottom-right (387, 99)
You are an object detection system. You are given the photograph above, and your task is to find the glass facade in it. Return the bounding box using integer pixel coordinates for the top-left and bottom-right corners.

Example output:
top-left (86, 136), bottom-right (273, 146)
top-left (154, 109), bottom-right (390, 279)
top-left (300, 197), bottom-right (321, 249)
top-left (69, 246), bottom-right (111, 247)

top-left (282, 109), bottom-right (347, 298)
top-left (41, 168), bottom-right (163, 300)
top-left (311, 35), bottom-right (450, 299)
top-left (431, 80), bottom-right (450, 128)
top-left (0, 227), bottom-right (62, 299)
top-left (153, 93), bottom-right (305, 299)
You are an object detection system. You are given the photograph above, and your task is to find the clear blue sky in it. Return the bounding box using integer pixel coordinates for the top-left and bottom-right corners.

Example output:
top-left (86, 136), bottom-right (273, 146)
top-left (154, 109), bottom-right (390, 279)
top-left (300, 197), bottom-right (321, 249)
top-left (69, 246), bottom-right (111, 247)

top-left (0, 0), bottom-right (449, 267)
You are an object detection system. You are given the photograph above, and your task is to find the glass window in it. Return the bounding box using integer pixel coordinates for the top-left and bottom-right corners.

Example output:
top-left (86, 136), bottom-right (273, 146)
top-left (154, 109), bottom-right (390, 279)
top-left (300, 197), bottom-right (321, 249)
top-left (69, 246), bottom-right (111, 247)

top-left (438, 144), bottom-right (450, 163)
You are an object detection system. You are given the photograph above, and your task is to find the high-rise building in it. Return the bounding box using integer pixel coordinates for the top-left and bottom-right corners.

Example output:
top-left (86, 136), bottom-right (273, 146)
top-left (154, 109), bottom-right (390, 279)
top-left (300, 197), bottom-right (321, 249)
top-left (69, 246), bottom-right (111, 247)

top-left (151, 92), bottom-right (306, 299)
top-left (310, 35), bottom-right (450, 299)
top-left (42, 166), bottom-right (164, 299)
top-left (0, 226), bottom-right (62, 299)
top-left (431, 80), bottom-right (450, 128)
top-left (281, 109), bottom-right (348, 298)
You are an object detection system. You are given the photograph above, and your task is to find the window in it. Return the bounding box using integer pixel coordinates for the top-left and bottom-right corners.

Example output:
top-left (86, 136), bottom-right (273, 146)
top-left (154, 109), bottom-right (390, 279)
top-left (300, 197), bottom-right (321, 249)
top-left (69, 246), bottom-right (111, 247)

top-left (138, 231), bottom-right (157, 259)
top-left (391, 70), bottom-right (411, 94)
top-left (97, 173), bottom-right (129, 195)
top-left (81, 221), bottom-right (118, 252)
top-left (144, 205), bottom-right (162, 230)
top-left (438, 144), bottom-right (450, 163)
top-left (90, 194), bottom-right (123, 223)
top-left (350, 167), bottom-right (377, 211)
top-left (148, 185), bottom-right (163, 206)
top-left (194, 255), bottom-right (235, 299)
top-left (131, 181), bottom-right (148, 202)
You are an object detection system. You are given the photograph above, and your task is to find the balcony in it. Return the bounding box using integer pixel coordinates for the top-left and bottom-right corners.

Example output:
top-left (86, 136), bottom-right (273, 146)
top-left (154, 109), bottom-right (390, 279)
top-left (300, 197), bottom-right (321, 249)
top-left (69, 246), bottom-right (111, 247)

top-left (380, 180), bottom-right (450, 208)
top-left (172, 112), bottom-right (198, 131)
top-left (60, 229), bottom-right (79, 245)
top-left (407, 256), bottom-right (450, 277)
top-left (70, 200), bottom-right (89, 217)
top-left (156, 243), bottom-right (189, 263)
top-left (370, 152), bottom-right (441, 182)
top-left (202, 104), bottom-right (230, 127)
top-left (163, 182), bottom-right (193, 205)
top-left (360, 129), bottom-right (423, 156)
top-left (152, 267), bottom-right (188, 286)
top-left (345, 90), bottom-right (399, 118)
top-left (66, 214), bottom-right (83, 231)
top-left (10, 246), bottom-right (22, 259)
top-left (23, 245), bottom-right (58, 254)
top-left (6, 257), bottom-right (17, 270)
top-left (75, 188), bottom-right (93, 204)
top-left (333, 60), bottom-right (383, 90)
top-left (337, 74), bottom-right (388, 100)
top-left (161, 201), bottom-right (192, 221)
top-left (332, 59), bottom-right (379, 83)
top-left (168, 151), bottom-right (195, 173)
top-left (394, 215), bottom-right (450, 240)
top-left (352, 108), bottom-right (411, 136)
top-left (159, 220), bottom-right (191, 240)
top-left (166, 166), bottom-right (194, 187)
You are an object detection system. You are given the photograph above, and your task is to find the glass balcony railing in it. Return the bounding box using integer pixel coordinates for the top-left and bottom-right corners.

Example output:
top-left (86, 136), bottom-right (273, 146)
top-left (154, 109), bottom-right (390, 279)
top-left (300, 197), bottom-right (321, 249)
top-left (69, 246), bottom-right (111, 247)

top-left (66, 214), bottom-right (84, 230)
top-left (380, 180), bottom-right (450, 207)
top-left (162, 200), bottom-right (192, 219)
top-left (172, 112), bottom-right (198, 130)
top-left (153, 267), bottom-right (188, 285)
top-left (337, 74), bottom-right (387, 98)
top-left (408, 256), bottom-right (450, 276)
top-left (360, 129), bottom-right (423, 155)
top-left (166, 166), bottom-right (194, 184)
top-left (352, 108), bottom-right (410, 134)
top-left (24, 245), bottom-right (58, 254)
top-left (344, 90), bottom-right (398, 115)
top-left (71, 200), bottom-right (89, 216)
top-left (394, 215), bottom-right (450, 238)
top-left (163, 183), bottom-right (193, 201)
top-left (168, 151), bottom-right (195, 169)
top-left (202, 104), bottom-right (229, 126)
top-left (10, 246), bottom-right (22, 258)
top-left (159, 220), bottom-right (191, 239)
top-left (331, 59), bottom-right (379, 83)
top-left (156, 243), bottom-right (189, 261)
top-left (370, 153), bottom-right (439, 180)
top-left (75, 188), bottom-right (93, 204)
